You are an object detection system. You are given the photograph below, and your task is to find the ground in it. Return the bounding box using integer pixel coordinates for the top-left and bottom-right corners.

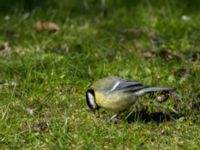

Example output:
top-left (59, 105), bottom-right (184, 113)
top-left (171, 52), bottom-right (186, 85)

top-left (0, 0), bottom-right (200, 149)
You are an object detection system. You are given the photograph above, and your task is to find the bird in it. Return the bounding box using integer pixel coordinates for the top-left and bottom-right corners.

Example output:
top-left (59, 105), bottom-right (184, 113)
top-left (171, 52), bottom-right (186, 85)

top-left (86, 76), bottom-right (175, 119)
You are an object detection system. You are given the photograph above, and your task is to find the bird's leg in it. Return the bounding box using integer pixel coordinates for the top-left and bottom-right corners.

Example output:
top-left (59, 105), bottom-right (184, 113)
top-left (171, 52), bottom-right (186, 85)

top-left (109, 110), bottom-right (130, 123)
top-left (109, 111), bottom-right (124, 123)
top-left (110, 114), bottom-right (118, 120)
top-left (125, 108), bottom-right (135, 120)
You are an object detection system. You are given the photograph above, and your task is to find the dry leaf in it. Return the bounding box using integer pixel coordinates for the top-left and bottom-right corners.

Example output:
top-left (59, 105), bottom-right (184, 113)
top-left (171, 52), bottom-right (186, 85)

top-left (33, 21), bottom-right (60, 32)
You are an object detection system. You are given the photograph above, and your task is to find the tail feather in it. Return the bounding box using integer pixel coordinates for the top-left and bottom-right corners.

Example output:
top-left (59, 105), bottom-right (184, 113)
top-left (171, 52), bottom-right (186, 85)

top-left (134, 86), bottom-right (175, 96)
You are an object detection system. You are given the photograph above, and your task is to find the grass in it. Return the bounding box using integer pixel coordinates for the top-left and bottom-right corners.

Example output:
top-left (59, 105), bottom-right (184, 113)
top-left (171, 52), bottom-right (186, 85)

top-left (0, 0), bottom-right (200, 149)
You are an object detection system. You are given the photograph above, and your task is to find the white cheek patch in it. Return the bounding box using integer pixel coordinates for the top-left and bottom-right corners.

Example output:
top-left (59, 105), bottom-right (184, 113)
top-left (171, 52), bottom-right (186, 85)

top-left (88, 93), bottom-right (96, 108)
top-left (110, 81), bottom-right (120, 92)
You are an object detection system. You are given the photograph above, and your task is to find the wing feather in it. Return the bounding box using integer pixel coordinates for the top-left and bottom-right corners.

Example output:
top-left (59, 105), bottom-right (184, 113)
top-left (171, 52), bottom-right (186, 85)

top-left (112, 79), bottom-right (148, 93)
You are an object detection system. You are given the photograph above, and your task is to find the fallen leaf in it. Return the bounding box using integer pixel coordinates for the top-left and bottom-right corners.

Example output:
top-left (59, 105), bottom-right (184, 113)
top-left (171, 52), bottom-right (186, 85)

top-left (33, 21), bottom-right (60, 32)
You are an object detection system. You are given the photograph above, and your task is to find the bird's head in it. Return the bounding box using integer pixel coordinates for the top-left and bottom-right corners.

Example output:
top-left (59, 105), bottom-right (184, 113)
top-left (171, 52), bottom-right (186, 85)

top-left (86, 88), bottom-right (100, 111)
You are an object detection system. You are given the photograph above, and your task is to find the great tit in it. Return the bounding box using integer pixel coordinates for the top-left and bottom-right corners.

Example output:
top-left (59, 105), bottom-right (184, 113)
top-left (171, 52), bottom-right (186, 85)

top-left (86, 76), bottom-right (175, 114)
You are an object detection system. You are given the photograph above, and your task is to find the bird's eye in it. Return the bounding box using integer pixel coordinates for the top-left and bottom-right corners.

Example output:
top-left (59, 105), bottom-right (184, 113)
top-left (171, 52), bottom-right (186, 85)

top-left (86, 89), bottom-right (99, 110)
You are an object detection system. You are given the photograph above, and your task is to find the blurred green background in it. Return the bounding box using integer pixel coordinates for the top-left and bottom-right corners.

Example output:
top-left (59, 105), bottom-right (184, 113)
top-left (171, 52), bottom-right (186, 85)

top-left (0, 0), bottom-right (200, 149)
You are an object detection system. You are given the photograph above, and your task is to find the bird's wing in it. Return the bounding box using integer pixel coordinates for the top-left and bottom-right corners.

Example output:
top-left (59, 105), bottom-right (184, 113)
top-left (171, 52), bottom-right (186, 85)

top-left (108, 79), bottom-right (149, 93)
top-left (94, 77), bottom-right (175, 95)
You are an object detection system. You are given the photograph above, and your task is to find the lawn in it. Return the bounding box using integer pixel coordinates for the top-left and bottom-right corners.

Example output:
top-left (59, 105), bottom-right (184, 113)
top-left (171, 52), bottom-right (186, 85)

top-left (0, 0), bottom-right (200, 149)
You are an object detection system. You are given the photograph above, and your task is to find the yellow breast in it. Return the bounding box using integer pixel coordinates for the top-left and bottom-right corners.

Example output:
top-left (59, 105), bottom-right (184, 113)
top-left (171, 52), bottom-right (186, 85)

top-left (95, 91), bottom-right (137, 111)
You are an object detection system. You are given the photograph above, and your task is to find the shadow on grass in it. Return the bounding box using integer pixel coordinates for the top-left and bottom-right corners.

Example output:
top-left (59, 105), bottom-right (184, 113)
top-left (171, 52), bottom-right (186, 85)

top-left (126, 109), bottom-right (182, 123)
